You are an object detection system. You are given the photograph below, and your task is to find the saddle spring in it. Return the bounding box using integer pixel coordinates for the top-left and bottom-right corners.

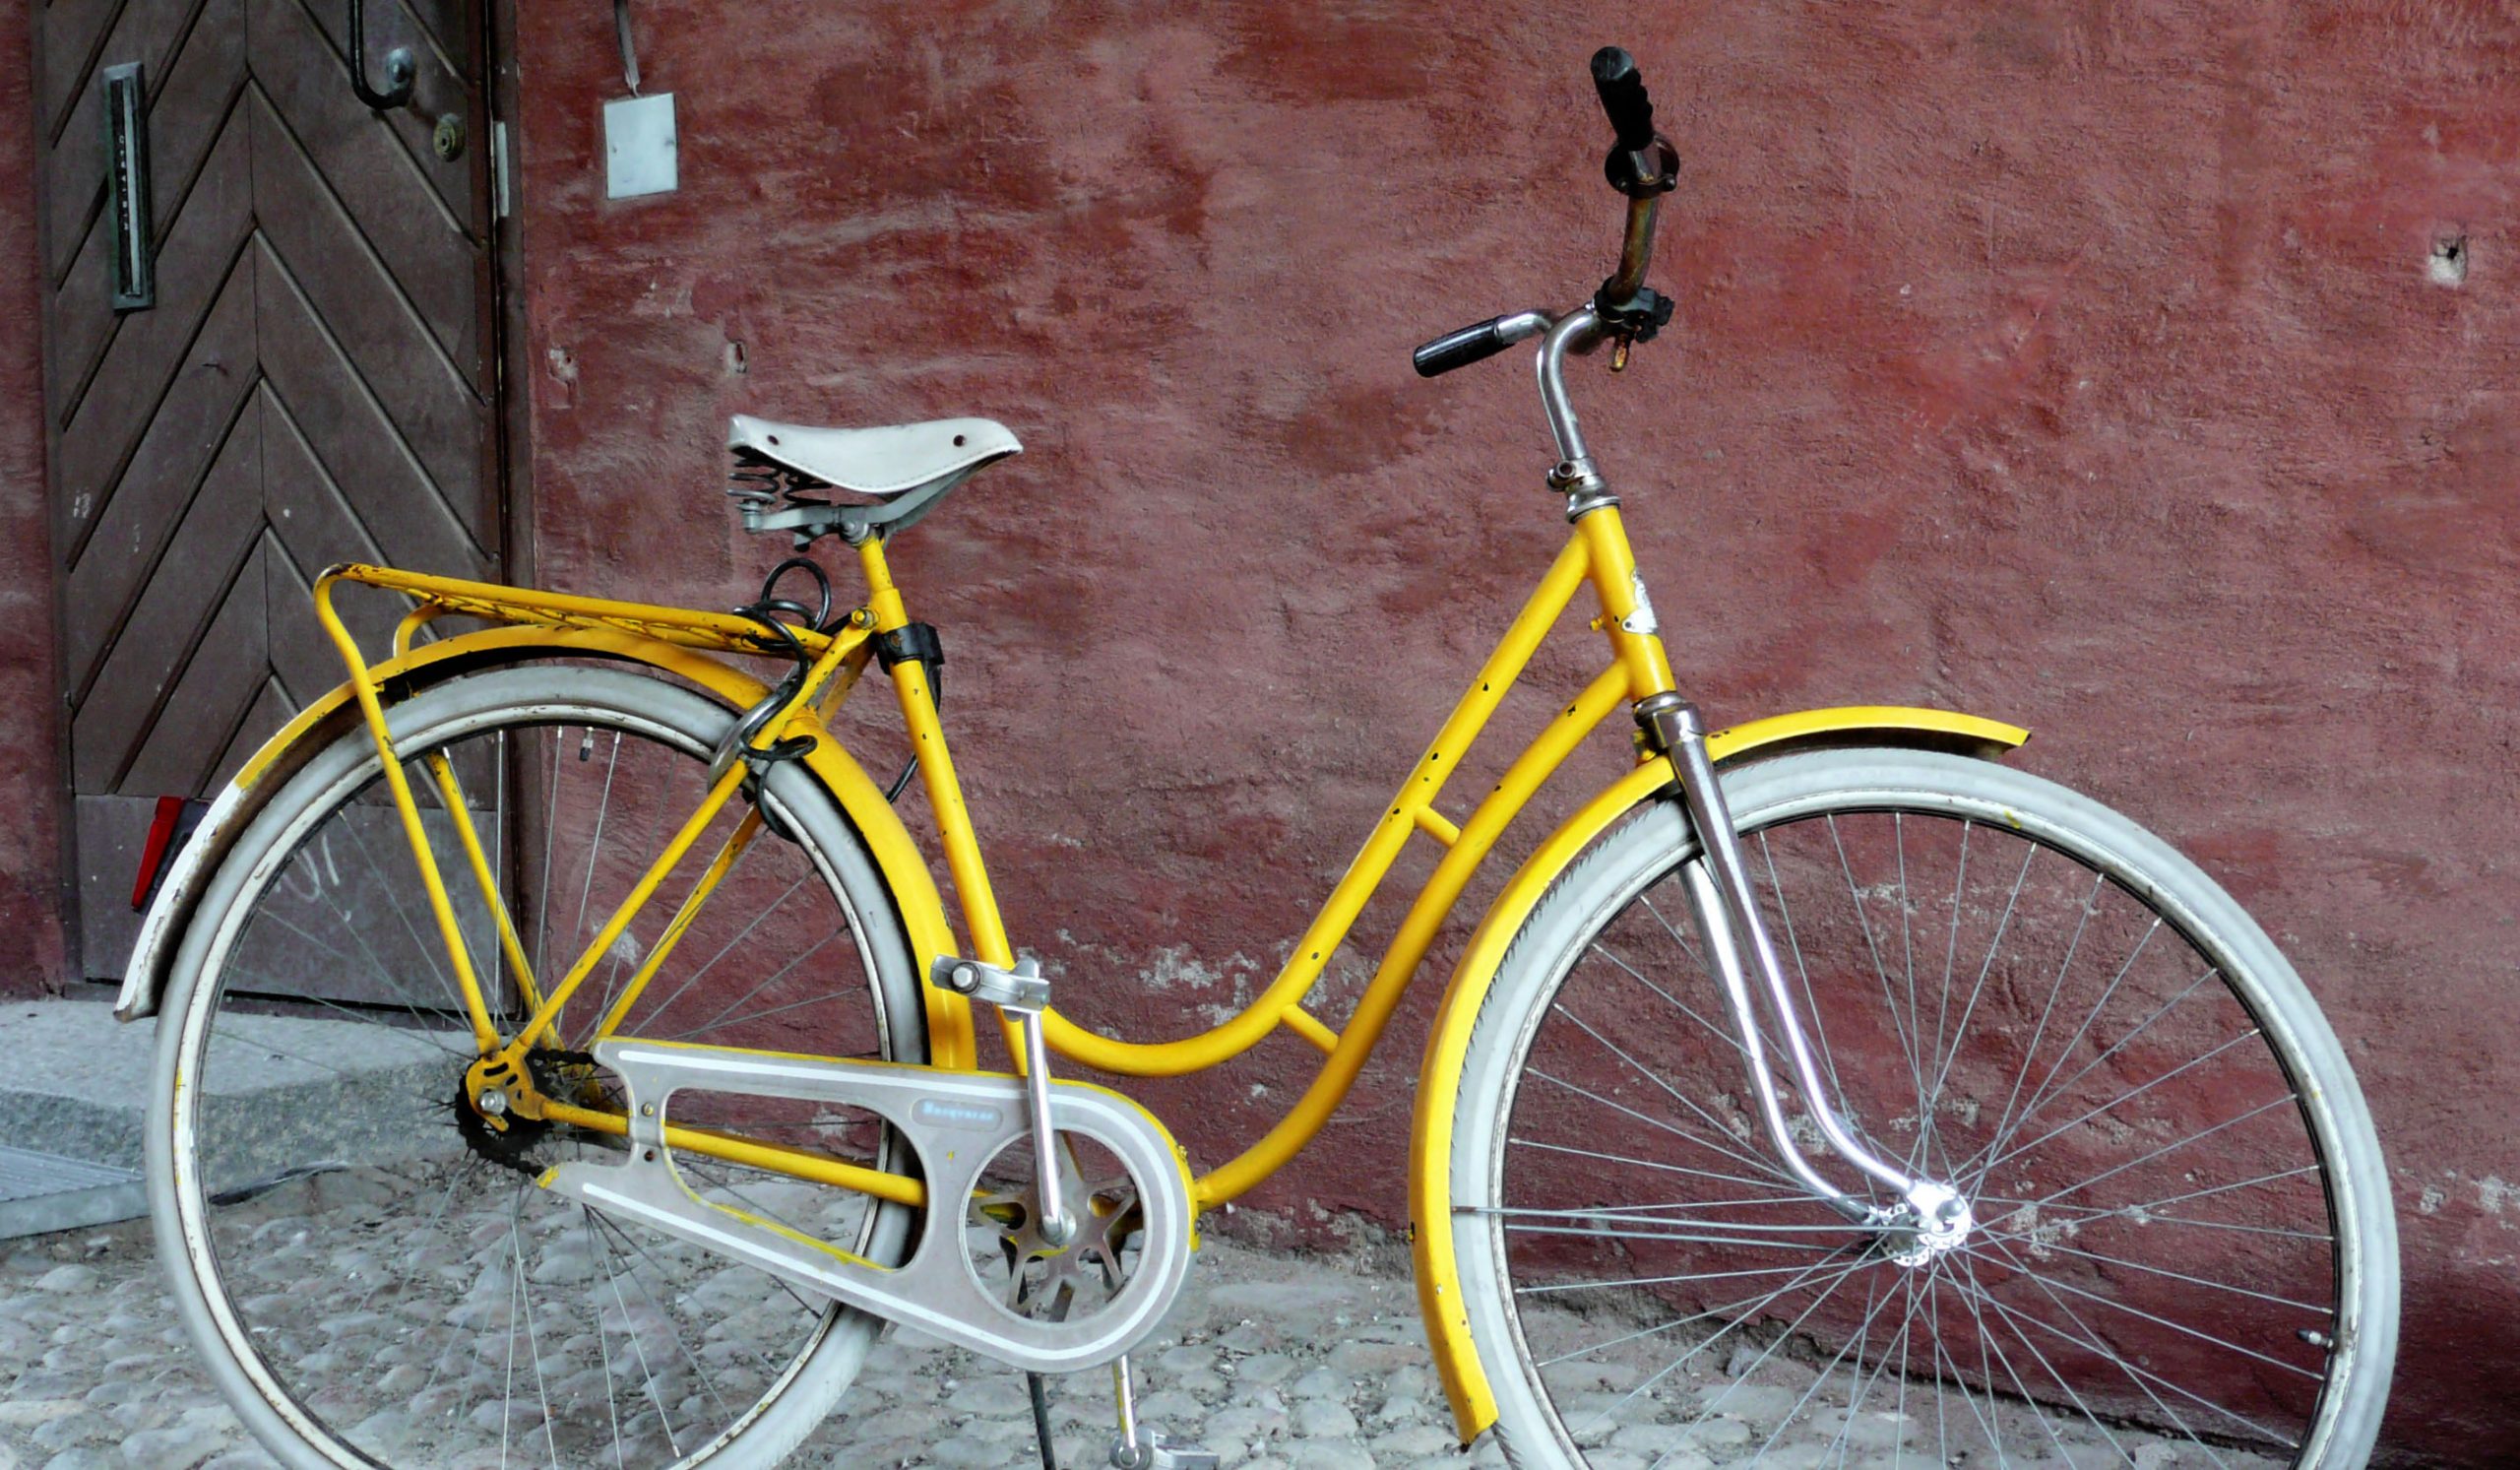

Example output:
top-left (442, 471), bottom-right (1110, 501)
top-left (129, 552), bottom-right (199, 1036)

top-left (726, 443), bottom-right (832, 520)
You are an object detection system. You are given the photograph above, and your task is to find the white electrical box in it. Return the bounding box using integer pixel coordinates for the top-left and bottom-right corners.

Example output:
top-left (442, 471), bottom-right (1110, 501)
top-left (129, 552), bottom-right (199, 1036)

top-left (603, 93), bottom-right (678, 199)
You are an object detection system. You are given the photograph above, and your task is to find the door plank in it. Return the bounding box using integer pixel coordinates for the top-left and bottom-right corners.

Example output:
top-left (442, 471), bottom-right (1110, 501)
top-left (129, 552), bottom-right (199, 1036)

top-left (260, 386), bottom-right (405, 700)
top-left (37, 0), bottom-right (128, 144)
top-left (253, 0), bottom-right (479, 240)
top-left (74, 795), bottom-right (159, 981)
top-left (250, 89), bottom-right (488, 501)
top-left (121, 538), bottom-right (275, 796)
top-left (247, 0), bottom-right (486, 373)
top-left (252, 237), bottom-right (487, 577)
top-left (59, 259), bottom-right (259, 694)
top-left (41, 0), bottom-right (207, 283)
top-left (209, 675), bottom-right (296, 790)
top-left (47, 0), bottom-right (248, 417)
top-left (70, 411), bottom-right (264, 792)
top-left (53, 109), bottom-right (252, 555)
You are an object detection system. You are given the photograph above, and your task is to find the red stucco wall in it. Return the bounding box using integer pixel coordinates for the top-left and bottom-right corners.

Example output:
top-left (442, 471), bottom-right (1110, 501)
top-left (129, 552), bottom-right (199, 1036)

top-left (0, 2), bottom-right (67, 998)
top-left (497, 3), bottom-right (2513, 1460)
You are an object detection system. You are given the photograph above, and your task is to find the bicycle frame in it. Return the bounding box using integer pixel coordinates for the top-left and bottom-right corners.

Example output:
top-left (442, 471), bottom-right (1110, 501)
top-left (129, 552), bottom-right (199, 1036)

top-left (295, 484), bottom-right (1680, 1206)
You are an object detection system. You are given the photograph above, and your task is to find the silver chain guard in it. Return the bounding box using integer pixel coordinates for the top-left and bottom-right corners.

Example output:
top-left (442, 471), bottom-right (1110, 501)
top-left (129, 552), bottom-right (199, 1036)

top-left (540, 1039), bottom-right (1194, 1375)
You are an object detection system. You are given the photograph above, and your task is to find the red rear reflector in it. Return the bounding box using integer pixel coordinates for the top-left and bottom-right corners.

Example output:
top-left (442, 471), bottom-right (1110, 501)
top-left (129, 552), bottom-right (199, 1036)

top-left (131, 796), bottom-right (207, 912)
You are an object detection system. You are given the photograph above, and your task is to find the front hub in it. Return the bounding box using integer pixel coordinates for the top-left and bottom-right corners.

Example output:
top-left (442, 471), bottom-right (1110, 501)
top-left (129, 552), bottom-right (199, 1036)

top-left (1871, 1180), bottom-right (1974, 1269)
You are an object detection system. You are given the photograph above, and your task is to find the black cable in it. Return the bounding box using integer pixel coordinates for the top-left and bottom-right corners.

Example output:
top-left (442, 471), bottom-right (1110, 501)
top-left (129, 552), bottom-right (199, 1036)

top-left (1028, 1373), bottom-right (1058, 1470)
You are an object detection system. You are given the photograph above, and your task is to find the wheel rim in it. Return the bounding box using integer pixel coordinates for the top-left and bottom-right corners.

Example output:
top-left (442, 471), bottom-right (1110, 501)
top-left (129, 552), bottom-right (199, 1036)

top-left (165, 684), bottom-right (914, 1469)
top-left (1485, 787), bottom-right (2352, 1470)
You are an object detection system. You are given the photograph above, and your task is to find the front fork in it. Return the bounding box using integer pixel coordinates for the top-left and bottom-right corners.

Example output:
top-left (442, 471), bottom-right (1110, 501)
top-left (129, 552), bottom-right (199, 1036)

top-left (1636, 692), bottom-right (1967, 1239)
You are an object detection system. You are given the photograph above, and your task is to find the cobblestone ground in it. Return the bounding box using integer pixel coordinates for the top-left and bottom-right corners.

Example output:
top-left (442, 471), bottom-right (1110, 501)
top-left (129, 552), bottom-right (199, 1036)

top-left (0, 1196), bottom-right (2273, 1470)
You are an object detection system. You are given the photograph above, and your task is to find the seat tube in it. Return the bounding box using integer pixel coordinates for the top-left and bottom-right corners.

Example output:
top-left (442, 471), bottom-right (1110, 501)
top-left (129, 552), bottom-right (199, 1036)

top-left (855, 536), bottom-right (1019, 971)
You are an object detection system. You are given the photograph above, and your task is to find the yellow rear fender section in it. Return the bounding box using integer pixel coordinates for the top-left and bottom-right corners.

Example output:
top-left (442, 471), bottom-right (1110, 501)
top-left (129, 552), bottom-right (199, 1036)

top-left (1408, 706), bottom-right (2027, 1443)
top-left (111, 626), bottom-right (976, 1066)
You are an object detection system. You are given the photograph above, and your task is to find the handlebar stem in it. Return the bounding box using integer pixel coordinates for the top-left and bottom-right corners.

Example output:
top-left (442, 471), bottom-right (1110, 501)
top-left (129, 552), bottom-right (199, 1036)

top-left (1537, 307), bottom-right (1607, 465)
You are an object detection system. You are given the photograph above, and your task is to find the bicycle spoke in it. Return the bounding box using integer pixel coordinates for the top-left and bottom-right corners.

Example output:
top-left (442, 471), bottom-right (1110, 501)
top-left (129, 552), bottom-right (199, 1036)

top-left (1749, 833), bottom-right (1856, 1129)
top-left (1966, 962), bottom-right (2228, 1181)
top-left (1530, 1254), bottom-right (1871, 1370)
top-left (590, 1208), bottom-right (686, 1458)
top-left (579, 1207), bottom-right (631, 1470)
top-left (2034, 1093), bottom-right (2300, 1210)
top-left (669, 926), bottom-right (850, 1040)
top-left (625, 865), bottom-right (810, 1031)
top-left (1923, 817), bottom-right (1972, 1167)
top-left (571, 731), bottom-right (625, 964)
top-left (1826, 813), bottom-right (1928, 1121)
top-left (1961, 1241), bottom-right (2295, 1450)
top-left (1978, 868), bottom-right (2106, 1178)
top-left (1976, 1027), bottom-right (2265, 1178)
top-left (1554, 1008), bottom-right (1801, 1182)
top-left (1523, 1066), bottom-right (1797, 1186)
top-left (1517, 1254), bottom-right (1865, 1297)
top-left (1970, 916), bottom-right (2165, 1169)
top-left (1921, 841), bottom-right (2036, 1165)
top-left (507, 1184), bottom-right (563, 1469)
top-left (1969, 1233), bottom-right (2320, 1381)
top-left (1567, 1247), bottom-right (1870, 1438)
top-left (1744, 1265), bottom-right (1904, 1462)
top-left (1587, 931), bottom-right (1761, 1073)
top-left (1506, 1135), bottom-right (1811, 1197)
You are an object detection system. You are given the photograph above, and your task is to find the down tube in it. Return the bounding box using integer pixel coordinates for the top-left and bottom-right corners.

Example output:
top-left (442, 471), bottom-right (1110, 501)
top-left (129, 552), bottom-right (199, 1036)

top-left (1192, 662), bottom-right (1636, 1208)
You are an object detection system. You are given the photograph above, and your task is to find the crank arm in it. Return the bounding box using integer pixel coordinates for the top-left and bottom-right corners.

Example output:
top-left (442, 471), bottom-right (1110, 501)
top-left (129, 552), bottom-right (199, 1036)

top-left (541, 1039), bottom-right (1194, 1375)
top-left (1644, 695), bottom-right (1920, 1207)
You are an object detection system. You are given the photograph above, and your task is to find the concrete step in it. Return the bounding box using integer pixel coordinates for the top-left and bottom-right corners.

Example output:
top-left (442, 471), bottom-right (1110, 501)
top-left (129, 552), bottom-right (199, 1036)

top-left (0, 997), bottom-right (465, 1240)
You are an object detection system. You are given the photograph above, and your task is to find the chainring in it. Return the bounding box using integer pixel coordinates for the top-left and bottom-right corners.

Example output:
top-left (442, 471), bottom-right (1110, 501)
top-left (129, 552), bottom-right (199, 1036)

top-left (971, 1135), bottom-right (1148, 1323)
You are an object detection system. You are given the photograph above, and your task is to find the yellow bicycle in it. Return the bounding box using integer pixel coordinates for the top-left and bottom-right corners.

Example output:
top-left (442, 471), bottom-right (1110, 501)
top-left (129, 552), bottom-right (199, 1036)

top-left (124, 47), bottom-right (2394, 1470)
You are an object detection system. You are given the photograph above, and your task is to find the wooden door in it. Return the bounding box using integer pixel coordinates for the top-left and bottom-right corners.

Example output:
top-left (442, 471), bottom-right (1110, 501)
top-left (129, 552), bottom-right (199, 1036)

top-left (35, 0), bottom-right (505, 982)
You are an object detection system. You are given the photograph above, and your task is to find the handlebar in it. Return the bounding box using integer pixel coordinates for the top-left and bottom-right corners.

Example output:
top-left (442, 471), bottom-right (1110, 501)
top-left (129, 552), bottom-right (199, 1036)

top-left (1590, 46), bottom-right (1657, 153)
top-left (1411, 46), bottom-right (1679, 379)
top-left (1411, 311), bottom-right (1553, 379)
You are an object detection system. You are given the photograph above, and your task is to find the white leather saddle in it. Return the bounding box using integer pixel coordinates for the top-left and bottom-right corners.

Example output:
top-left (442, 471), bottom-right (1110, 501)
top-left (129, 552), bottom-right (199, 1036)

top-left (727, 414), bottom-right (1021, 540)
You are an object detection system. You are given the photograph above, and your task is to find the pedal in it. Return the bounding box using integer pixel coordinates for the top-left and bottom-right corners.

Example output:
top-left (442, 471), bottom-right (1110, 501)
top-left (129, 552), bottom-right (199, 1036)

top-left (1105, 1353), bottom-right (1220, 1469)
top-left (1108, 1430), bottom-right (1218, 1470)
top-left (930, 954), bottom-right (1051, 1010)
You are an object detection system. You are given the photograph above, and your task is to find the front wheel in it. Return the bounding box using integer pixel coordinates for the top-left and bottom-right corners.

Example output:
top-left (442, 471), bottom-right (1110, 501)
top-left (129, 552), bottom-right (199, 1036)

top-left (1451, 747), bottom-right (2395, 1470)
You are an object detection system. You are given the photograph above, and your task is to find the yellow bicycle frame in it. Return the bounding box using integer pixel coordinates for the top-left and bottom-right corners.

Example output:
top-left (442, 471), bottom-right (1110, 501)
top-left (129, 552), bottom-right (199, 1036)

top-left (243, 501), bottom-right (2024, 1446)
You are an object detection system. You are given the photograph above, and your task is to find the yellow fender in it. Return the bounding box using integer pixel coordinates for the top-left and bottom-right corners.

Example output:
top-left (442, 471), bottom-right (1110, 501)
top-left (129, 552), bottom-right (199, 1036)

top-left (1407, 706), bottom-right (2029, 1442)
top-left (114, 625), bottom-right (980, 1066)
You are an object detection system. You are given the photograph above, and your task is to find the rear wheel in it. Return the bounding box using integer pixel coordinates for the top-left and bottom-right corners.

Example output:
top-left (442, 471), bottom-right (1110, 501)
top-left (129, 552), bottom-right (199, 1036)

top-left (147, 664), bottom-right (927, 1469)
top-left (1452, 747), bottom-right (2395, 1469)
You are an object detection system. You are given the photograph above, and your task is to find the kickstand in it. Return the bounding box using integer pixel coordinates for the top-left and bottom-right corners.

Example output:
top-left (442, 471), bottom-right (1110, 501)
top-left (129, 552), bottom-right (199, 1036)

top-left (1029, 1372), bottom-right (1058, 1470)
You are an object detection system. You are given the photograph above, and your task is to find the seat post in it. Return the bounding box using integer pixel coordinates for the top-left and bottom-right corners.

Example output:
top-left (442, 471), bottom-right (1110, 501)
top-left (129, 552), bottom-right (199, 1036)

top-left (854, 532), bottom-right (914, 636)
top-left (854, 537), bottom-right (1028, 1035)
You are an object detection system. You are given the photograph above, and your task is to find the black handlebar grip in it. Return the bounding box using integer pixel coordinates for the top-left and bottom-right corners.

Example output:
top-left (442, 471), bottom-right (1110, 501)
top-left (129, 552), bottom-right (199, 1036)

top-left (1413, 317), bottom-right (1516, 378)
top-left (1590, 46), bottom-right (1656, 153)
